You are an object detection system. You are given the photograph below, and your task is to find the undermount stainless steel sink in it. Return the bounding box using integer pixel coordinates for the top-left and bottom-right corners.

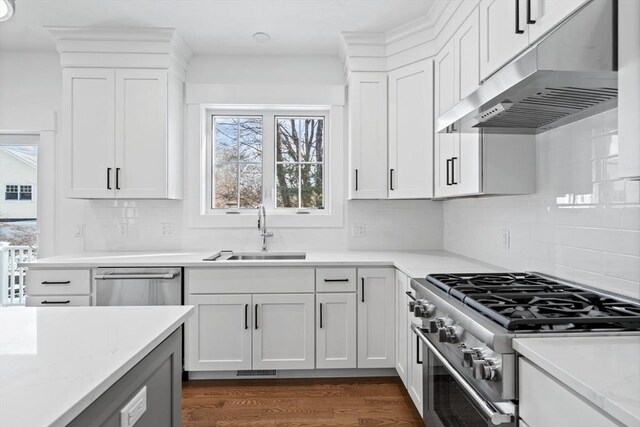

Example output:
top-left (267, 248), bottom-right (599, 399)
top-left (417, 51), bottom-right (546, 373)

top-left (204, 251), bottom-right (306, 261)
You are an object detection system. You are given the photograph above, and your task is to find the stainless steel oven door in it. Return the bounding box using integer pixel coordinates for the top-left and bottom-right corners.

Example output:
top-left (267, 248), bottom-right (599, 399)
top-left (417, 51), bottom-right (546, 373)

top-left (412, 325), bottom-right (515, 427)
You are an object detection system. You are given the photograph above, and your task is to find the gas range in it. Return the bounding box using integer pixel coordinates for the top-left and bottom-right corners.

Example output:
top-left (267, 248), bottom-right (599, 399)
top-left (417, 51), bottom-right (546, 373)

top-left (409, 272), bottom-right (640, 427)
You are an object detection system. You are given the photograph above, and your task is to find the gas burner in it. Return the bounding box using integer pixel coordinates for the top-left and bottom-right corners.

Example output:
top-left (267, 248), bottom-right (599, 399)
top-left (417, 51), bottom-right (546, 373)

top-left (426, 272), bottom-right (640, 331)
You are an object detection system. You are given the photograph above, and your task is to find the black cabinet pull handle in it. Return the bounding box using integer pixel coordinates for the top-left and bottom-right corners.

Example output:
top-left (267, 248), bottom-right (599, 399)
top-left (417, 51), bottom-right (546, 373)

top-left (107, 167), bottom-right (112, 190)
top-left (244, 304), bottom-right (248, 330)
top-left (319, 303), bottom-right (323, 328)
top-left (361, 278), bottom-right (365, 303)
top-left (41, 300), bottom-right (70, 305)
top-left (254, 304), bottom-right (259, 329)
top-left (446, 159), bottom-right (452, 186)
top-left (324, 278), bottom-right (350, 283)
top-left (406, 291), bottom-right (416, 301)
top-left (526, 0), bottom-right (536, 24)
top-left (355, 169), bottom-right (359, 191)
top-left (115, 168), bottom-right (121, 190)
top-left (416, 335), bottom-right (423, 364)
top-left (390, 169), bottom-right (395, 191)
top-left (515, 0), bottom-right (525, 34)
top-left (41, 281), bottom-right (71, 285)
top-left (451, 157), bottom-right (458, 185)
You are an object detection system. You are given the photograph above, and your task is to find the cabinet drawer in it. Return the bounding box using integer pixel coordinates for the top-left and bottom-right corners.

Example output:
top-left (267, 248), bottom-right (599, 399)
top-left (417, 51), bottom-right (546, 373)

top-left (187, 268), bottom-right (315, 294)
top-left (26, 269), bottom-right (91, 295)
top-left (26, 295), bottom-right (91, 307)
top-left (316, 268), bottom-right (357, 293)
top-left (519, 358), bottom-right (618, 427)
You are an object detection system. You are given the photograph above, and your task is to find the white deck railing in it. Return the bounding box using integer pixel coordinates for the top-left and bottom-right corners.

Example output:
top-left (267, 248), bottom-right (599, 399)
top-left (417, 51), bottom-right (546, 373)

top-left (1, 242), bottom-right (36, 306)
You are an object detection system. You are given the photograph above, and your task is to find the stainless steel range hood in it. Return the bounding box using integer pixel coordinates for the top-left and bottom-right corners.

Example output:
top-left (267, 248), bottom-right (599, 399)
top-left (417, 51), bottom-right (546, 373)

top-left (437, 0), bottom-right (617, 135)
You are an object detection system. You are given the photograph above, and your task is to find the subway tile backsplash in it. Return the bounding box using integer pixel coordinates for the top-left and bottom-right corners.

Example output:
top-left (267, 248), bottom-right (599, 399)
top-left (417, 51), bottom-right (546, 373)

top-left (444, 109), bottom-right (640, 299)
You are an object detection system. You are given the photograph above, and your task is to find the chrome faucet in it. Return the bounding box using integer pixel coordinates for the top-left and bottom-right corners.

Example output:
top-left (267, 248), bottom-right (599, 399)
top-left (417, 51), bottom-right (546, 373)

top-left (257, 204), bottom-right (273, 252)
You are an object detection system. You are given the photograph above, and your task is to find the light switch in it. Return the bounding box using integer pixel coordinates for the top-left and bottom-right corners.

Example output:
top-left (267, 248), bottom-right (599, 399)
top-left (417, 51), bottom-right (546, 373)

top-left (120, 386), bottom-right (147, 427)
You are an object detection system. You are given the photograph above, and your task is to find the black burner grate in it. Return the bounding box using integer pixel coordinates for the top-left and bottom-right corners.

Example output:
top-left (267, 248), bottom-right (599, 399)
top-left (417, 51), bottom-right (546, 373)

top-left (426, 273), bottom-right (640, 331)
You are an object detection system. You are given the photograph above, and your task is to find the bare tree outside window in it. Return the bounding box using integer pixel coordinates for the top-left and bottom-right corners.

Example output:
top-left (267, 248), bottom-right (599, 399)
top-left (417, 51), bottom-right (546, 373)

top-left (276, 117), bottom-right (324, 209)
top-left (213, 117), bottom-right (263, 209)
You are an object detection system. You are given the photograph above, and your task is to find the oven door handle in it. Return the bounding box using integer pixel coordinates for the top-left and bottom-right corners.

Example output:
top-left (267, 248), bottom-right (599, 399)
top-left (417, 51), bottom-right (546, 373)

top-left (412, 324), bottom-right (514, 426)
top-left (94, 272), bottom-right (178, 280)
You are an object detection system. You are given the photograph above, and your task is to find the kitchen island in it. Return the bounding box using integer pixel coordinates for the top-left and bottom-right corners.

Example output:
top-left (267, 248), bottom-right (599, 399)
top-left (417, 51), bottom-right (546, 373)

top-left (0, 305), bottom-right (193, 427)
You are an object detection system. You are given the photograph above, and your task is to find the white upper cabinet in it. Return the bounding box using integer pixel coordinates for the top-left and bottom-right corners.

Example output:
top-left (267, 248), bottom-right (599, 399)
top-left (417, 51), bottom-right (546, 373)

top-left (64, 67), bottom-right (183, 200)
top-left (527, 0), bottom-right (589, 43)
top-left (64, 69), bottom-right (116, 199)
top-left (435, 38), bottom-right (456, 117)
top-left (434, 133), bottom-right (456, 198)
top-left (618, 0), bottom-right (640, 179)
top-left (388, 60), bottom-right (434, 199)
top-left (349, 72), bottom-right (388, 199)
top-left (455, 6), bottom-right (481, 101)
top-left (114, 69), bottom-right (170, 199)
top-left (479, 0), bottom-right (530, 80)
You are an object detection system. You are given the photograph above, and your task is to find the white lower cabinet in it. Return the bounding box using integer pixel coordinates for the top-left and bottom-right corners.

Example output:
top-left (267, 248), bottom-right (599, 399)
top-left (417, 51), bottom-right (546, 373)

top-left (407, 323), bottom-right (424, 416)
top-left (316, 293), bottom-right (357, 369)
top-left (185, 292), bottom-right (315, 371)
top-left (253, 293), bottom-right (315, 370)
top-left (185, 294), bottom-right (252, 371)
top-left (357, 268), bottom-right (396, 368)
top-left (519, 358), bottom-right (618, 427)
top-left (395, 271), bottom-right (409, 386)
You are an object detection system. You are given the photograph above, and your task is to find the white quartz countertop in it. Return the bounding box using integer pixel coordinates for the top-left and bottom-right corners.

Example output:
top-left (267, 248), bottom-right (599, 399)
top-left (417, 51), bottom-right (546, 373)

top-left (0, 305), bottom-right (194, 427)
top-left (513, 336), bottom-right (640, 427)
top-left (23, 250), bottom-right (503, 278)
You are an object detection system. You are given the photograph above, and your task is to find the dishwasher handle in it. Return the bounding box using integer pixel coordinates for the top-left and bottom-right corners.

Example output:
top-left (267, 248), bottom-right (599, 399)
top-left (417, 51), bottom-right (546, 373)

top-left (94, 272), bottom-right (179, 280)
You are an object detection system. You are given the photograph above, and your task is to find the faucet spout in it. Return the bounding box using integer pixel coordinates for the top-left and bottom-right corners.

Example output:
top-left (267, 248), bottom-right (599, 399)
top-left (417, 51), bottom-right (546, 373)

top-left (257, 204), bottom-right (273, 252)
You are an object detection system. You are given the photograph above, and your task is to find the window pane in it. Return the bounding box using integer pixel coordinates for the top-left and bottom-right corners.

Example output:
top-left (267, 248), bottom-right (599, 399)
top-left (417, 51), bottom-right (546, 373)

top-left (214, 118), bottom-right (239, 164)
top-left (276, 117), bottom-right (324, 163)
top-left (239, 164), bottom-right (262, 208)
top-left (238, 118), bottom-right (262, 163)
top-left (276, 164), bottom-right (299, 208)
top-left (301, 164), bottom-right (323, 208)
top-left (212, 116), bottom-right (263, 209)
top-left (276, 118), bottom-right (298, 162)
top-left (214, 163), bottom-right (238, 209)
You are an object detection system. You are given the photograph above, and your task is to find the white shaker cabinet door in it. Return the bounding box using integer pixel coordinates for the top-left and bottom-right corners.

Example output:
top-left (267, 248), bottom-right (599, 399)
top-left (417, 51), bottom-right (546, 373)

top-left (527, 0), bottom-right (589, 43)
top-left (388, 60), bottom-right (434, 199)
top-left (348, 72), bottom-right (389, 199)
top-left (316, 293), bottom-right (357, 369)
top-left (114, 69), bottom-right (169, 198)
top-left (408, 324), bottom-right (424, 416)
top-left (357, 268), bottom-right (395, 368)
top-left (64, 68), bottom-right (116, 199)
top-left (434, 132), bottom-right (457, 198)
top-left (455, 6), bottom-right (481, 101)
top-left (454, 130), bottom-right (482, 196)
top-left (185, 294), bottom-right (252, 371)
top-left (252, 293), bottom-right (315, 370)
top-left (434, 37), bottom-right (456, 118)
top-left (395, 270), bottom-right (410, 386)
top-left (479, 0), bottom-right (529, 80)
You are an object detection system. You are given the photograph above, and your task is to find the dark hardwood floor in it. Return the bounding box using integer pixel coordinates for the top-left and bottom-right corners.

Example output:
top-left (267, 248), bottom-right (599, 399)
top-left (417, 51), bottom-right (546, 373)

top-left (182, 377), bottom-right (423, 426)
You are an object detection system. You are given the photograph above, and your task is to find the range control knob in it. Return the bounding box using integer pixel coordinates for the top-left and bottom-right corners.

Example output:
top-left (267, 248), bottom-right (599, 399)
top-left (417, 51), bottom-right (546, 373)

top-left (437, 326), bottom-right (458, 343)
top-left (414, 302), bottom-right (435, 319)
top-left (429, 318), bottom-right (445, 333)
top-left (461, 348), bottom-right (483, 368)
top-left (408, 301), bottom-right (417, 312)
top-left (472, 358), bottom-right (498, 381)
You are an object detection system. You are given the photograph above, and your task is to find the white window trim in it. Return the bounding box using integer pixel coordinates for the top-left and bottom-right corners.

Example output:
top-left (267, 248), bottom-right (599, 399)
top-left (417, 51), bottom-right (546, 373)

top-left (186, 103), bottom-right (345, 228)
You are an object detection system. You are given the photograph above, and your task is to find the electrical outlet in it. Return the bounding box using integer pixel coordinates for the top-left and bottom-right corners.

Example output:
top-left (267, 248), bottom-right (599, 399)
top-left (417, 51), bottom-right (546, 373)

top-left (161, 223), bottom-right (173, 236)
top-left (501, 228), bottom-right (511, 250)
top-left (351, 224), bottom-right (366, 237)
top-left (120, 386), bottom-right (147, 427)
top-left (119, 223), bottom-right (128, 236)
top-left (74, 224), bottom-right (84, 238)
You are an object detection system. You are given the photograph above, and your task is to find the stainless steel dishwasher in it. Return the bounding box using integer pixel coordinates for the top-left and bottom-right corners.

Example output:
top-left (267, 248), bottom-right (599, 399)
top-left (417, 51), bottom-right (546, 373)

top-left (94, 267), bottom-right (182, 306)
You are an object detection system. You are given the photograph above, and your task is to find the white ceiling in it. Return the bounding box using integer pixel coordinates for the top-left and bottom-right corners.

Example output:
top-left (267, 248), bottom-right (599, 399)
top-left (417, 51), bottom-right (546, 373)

top-left (0, 0), bottom-right (435, 56)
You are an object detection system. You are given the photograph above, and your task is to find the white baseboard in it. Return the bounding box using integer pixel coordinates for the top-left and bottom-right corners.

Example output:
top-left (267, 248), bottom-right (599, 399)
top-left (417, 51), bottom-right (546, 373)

top-left (187, 368), bottom-right (399, 381)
